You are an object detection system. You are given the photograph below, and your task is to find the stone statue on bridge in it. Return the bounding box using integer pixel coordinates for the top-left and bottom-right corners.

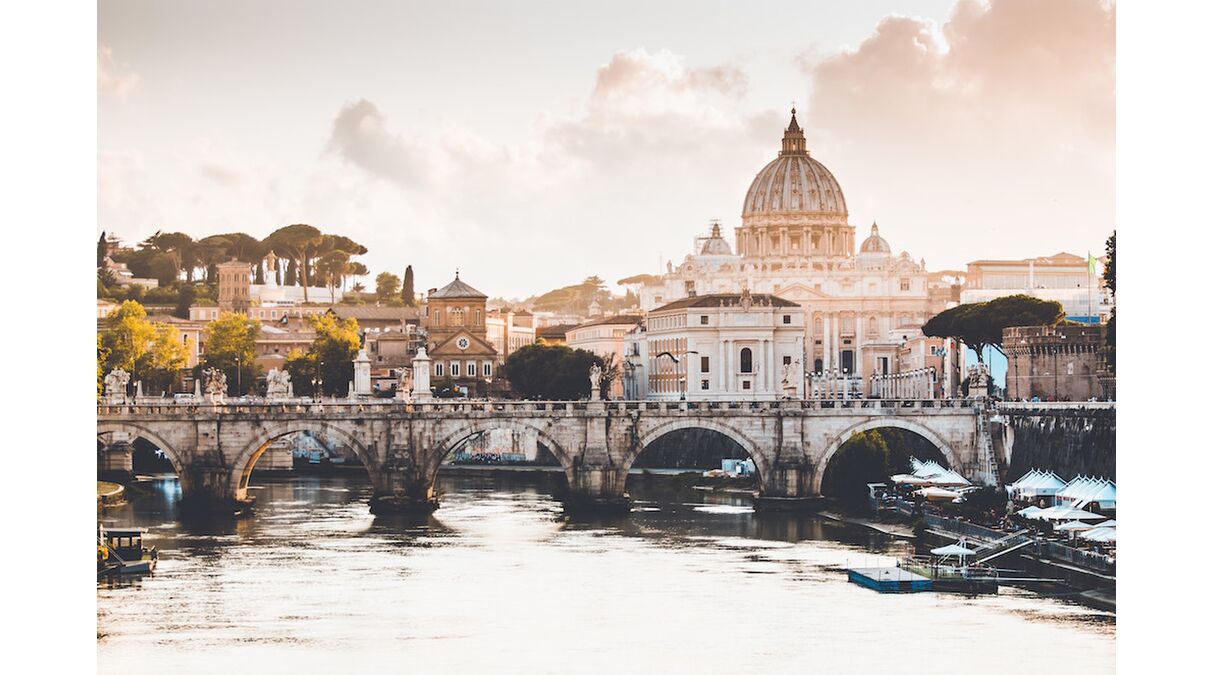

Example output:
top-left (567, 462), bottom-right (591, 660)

top-left (967, 363), bottom-right (991, 400)
top-left (265, 368), bottom-right (291, 399)
top-left (781, 362), bottom-right (799, 399)
top-left (104, 368), bottom-right (130, 403)
top-left (203, 367), bottom-right (227, 404)
top-left (589, 364), bottom-right (603, 400)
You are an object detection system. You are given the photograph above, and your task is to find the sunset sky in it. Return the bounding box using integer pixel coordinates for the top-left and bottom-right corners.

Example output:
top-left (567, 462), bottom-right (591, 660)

top-left (98, 0), bottom-right (1115, 298)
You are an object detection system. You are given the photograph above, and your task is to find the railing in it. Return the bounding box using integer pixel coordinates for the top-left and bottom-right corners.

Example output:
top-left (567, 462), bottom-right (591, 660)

top-left (923, 513), bottom-right (1114, 574)
top-left (98, 397), bottom-right (981, 416)
top-left (997, 401), bottom-right (1115, 411)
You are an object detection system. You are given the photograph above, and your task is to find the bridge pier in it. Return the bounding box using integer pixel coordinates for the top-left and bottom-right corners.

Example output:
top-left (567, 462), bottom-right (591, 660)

top-left (563, 466), bottom-right (630, 514)
top-left (753, 463), bottom-right (821, 512)
top-left (98, 440), bottom-right (134, 483)
top-left (178, 465), bottom-right (253, 515)
top-left (368, 460), bottom-right (440, 515)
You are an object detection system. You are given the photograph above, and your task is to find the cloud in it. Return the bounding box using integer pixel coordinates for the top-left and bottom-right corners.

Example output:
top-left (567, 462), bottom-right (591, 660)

top-left (800, 0), bottom-right (1115, 264)
top-left (546, 48), bottom-right (763, 165)
top-left (197, 161), bottom-right (249, 189)
top-left (98, 45), bottom-right (139, 101)
top-left (326, 99), bottom-right (433, 188)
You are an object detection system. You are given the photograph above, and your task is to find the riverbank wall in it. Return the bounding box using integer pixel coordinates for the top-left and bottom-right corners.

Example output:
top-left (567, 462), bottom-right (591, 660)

top-left (999, 404), bottom-right (1115, 480)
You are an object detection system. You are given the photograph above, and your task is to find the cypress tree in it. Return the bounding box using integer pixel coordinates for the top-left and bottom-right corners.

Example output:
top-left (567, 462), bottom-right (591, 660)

top-left (402, 264), bottom-right (416, 306)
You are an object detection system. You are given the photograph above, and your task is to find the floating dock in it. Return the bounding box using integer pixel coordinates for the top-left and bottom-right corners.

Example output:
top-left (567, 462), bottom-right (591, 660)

top-left (847, 567), bottom-right (932, 593)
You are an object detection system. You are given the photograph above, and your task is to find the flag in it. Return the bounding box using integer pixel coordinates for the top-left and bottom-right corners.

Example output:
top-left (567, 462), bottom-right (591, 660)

top-left (1087, 251), bottom-right (1099, 275)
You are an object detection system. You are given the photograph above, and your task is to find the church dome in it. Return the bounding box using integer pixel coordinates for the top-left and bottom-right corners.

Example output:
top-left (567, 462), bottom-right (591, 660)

top-left (699, 222), bottom-right (733, 256)
top-left (742, 109), bottom-right (848, 219)
top-left (860, 222), bottom-right (891, 254)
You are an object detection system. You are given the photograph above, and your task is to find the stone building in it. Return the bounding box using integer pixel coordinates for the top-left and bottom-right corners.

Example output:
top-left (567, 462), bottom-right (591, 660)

top-left (636, 291), bottom-right (804, 401)
top-left (216, 260), bottom-right (252, 312)
top-left (963, 252), bottom-right (1113, 324)
top-left (485, 308), bottom-right (536, 363)
top-left (423, 273), bottom-right (499, 394)
top-left (1004, 324), bottom-right (1110, 401)
top-left (564, 315), bottom-right (645, 399)
top-left (622, 110), bottom-right (946, 393)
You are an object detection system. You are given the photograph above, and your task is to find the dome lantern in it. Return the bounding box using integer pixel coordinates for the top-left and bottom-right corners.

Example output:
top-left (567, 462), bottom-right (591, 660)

top-left (780, 107), bottom-right (808, 156)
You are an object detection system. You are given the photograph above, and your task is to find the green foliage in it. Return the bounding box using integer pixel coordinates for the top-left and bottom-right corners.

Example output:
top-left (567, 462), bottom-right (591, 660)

top-left (307, 313), bottom-right (361, 396)
top-left (174, 284), bottom-right (196, 319)
top-left (1103, 231), bottom-right (1115, 295)
top-left (529, 276), bottom-right (609, 314)
top-left (99, 300), bottom-right (188, 394)
top-left (375, 272), bottom-right (401, 303)
top-left (97, 232), bottom-right (108, 267)
top-left (284, 348), bottom-right (317, 397)
top-left (402, 265), bottom-right (416, 306)
top-left (500, 343), bottom-right (603, 400)
top-left (202, 312), bottom-right (260, 395)
top-left (922, 295), bottom-right (1063, 362)
top-left (97, 333), bottom-right (108, 399)
top-left (265, 224), bottom-right (324, 301)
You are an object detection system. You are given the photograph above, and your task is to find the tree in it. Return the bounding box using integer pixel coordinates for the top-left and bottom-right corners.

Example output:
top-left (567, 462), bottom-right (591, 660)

top-left (202, 312), bottom-right (260, 395)
top-left (265, 224), bottom-right (324, 301)
top-left (317, 250), bottom-right (352, 304)
top-left (194, 234), bottom-right (233, 285)
top-left (922, 295), bottom-right (1063, 362)
top-left (500, 343), bottom-right (603, 399)
top-left (97, 232), bottom-right (109, 267)
top-left (402, 265), bottom-right (416, 305)
top-left (174, 284), bottom-right (197, 319)
top-left (99, 300), bottom-right (188, 394)
top-left (144, 324), bottom-right (190, 394)
top-left (306, 314), bottom-right (361, 396)
top-left (597, 351), bottom-right (622, 398)
top-left (97, 333), bottom-right (109, 399)
top-left (284, 348), bottom-right (317, 397)
top-left (375, 272), bottom-right (401, 303)
top-left (1103, 231), bottom-right (1115, 295)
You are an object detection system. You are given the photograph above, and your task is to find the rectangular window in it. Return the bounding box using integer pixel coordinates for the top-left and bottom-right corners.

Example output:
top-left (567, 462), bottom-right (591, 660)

top-left (435, 363), bottom-right (444, 377)
top-left (701, 379), bottom-right (709, 390)
top-left (483, 362), bottom-right (492, 377)
top-left (783, 356), bottom-right (792, 366)
top-left (700, 356), bottom-right (710, 373)
top-left (742, 381), bottom-right (751, 390)
top-left (451, 362), bottom-right (459, 377)
top-left (782, 315), bottom-right (791, 324)
top-left (467, 362), bottom-right (475, 377)
top-left (700, 315), bottom-right (709, 325)
top-left (900, 278), bottom-right (911, 291)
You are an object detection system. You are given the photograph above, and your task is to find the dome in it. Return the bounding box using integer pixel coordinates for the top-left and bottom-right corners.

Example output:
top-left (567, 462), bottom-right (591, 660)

top-left (742, 109), bottom-right (848, 218)
top-left (860, 223), bottom-right (890, 254)
top-left (699, 222), bottom-right (733, 256)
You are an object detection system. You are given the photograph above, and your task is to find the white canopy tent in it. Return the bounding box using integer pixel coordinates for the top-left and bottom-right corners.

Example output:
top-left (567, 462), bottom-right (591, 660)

top-left (1080, 527), bottom-right (1117, 543)
top-left (931, 543), bottom-right (976, 558)
top-left (1056, 520), bottom-right (1104, 531)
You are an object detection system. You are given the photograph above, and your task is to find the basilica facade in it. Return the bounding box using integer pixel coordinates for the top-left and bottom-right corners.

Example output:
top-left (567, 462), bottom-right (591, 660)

top-left (625, 110), bottom-right (952, 391)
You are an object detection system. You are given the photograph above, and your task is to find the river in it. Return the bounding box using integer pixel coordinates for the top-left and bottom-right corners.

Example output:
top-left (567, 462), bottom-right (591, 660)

top-left (98, 473), bottom-right (1114, 674)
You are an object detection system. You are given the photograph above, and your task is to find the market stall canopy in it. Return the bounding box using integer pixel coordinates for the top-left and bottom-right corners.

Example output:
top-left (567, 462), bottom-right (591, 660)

top-left (1057, 476), bottom-right (1116, 510)
top-left (1056, 520), bottom-right (1104, 531)
top-left (931, 543), bottom-right (976, 557)
top-left (1016, 506), bottom-right (1045, 518)
top-left (924, 469), bottom-right (971, 487)
top-left (911, 460), bottom-right (950, 479)
top-left (915, 487), bottom-right (963, 501)
top-left (1080, 527), bottom-right (1116, 543)
top-left (1009, 469), bottom-right (1066, 498)
top-left (1039, 506), bottom-right (1106, 521)
top-left (890, 474), bottom-right (930, 485)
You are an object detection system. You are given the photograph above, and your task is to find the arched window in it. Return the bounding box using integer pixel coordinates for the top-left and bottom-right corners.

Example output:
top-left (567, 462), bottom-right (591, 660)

top-left (740, 347), bottom-right (753, 373)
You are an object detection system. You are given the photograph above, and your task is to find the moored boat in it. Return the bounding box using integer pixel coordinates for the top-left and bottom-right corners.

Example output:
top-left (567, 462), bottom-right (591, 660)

top-left (98, 526), bottom-right (158, 577)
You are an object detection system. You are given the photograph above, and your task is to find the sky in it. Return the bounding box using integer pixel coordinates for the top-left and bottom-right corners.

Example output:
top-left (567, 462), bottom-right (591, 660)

top-left (98, 0), bottom-right (1115, 299)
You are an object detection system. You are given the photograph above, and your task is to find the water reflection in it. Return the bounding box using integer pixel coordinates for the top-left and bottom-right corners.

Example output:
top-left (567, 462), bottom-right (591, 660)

top-left (98, 473), bottom-right (1113, 674)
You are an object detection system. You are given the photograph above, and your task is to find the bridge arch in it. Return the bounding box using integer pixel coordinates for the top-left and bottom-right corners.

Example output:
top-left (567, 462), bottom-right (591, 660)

top-left (814, 417), bottom-right (959, 495)
top-left (231, 420), bottom-right (378, 497)
top-left (427, 419), bottom-right (575, 487)
top-left (96, 421), bottom-right (186, 476)
top-left (625, 418), bottom-right (771, 485)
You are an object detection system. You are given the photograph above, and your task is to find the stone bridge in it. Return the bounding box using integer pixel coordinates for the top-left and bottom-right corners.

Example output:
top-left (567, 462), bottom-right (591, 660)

top-left (97, 398), bottom-right (990, 515)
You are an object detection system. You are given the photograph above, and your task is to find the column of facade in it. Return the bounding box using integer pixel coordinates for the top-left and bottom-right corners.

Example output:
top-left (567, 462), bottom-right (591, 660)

top-left (820, 315), bottom-right (829, 372)
top-left (725, 340), bottom-right (733, 395)
top-left (718, 340), bottom-right (726, 393)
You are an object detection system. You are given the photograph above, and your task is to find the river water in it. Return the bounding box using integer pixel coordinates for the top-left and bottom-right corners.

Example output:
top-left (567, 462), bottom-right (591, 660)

top-left (98, 473), bottom-right (1114, 674)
